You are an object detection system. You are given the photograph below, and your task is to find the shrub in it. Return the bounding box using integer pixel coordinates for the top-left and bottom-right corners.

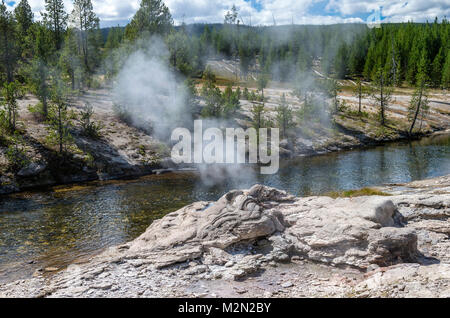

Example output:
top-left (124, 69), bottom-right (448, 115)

top-left (79, 103), bottom-right (103, 139)
top-left (5, 134), bottom-right (29, 172)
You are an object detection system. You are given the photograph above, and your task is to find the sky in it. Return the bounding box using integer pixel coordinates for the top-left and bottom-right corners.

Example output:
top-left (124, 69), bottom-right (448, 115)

top-left (5, 0), bottom-right (450, 28)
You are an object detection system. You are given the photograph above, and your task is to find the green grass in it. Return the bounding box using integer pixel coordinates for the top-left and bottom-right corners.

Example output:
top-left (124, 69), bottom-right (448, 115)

top-left (325, 187), bottom-right (392, 198)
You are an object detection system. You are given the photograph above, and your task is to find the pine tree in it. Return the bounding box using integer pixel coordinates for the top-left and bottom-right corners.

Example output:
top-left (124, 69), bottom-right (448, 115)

top-left (224, 5), bottom-right (238, 25)
top-left (28, 22), bottom-right (53, 117)
top-left (200, 78), bottom-right (223, 118)
top-left (0, 0), bottom-right (18, 83)
top-left (408, 78), bottom-right (429, 135)
top-left (354, 78), bottom-right (370, 114)
top-left (296, 46), bottom-right (311, 73)
top-left (184, 78), bottom-right (198, 115)
top-left (430, 47), bottom-right (443, 88)
top-left (14, 0), bottom-right (33, 51)
top-left (363, 43), bottom-right (376, 80)
top-left (408, 50), bottom-right (430, 135)
top-left (251, 104), bottom-right (265, 130)
top-left (222, 84), bottom-right (240, 117)
top-left (125, 0), bottom-right (173, 42)
top-left (46, 76), bottom-right (74, 155)
top-left (348, 33), bottom-right (369, 76)
top-left (70, 0), bottom-right (99, 78)
top-left (276, 93), bottom-right (294, 139)
top-left (238, 40), bottom-right (252, 80)
top-left (327, 79), bottom-right (341, 113)
top-left (257, 71), bottom-right (269, 101)
top-left (42, 0), bottom-right (68, 50)
top-left (389, 35), bottom-right (400, 86)
top-left (104, 26), bottom-right (123, 51)
top-left (371, 69), bottom-right (393, 126)
top-left (334, 43), bottom-right (348, 79)
top-left (59, 28), bottom-right (82, 91)
top-left (1, 80), bottom-right (20, 132)
top-left (442, 51), bottom-right (450, 89)
top-left (406, 42), bottom-right (421, 85)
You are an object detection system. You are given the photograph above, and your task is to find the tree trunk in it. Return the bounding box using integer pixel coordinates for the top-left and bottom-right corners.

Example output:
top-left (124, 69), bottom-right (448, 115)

top-left (380, 74), bottom-right (385, 126)
top-left (42, 94), bottom-right (48, 117)
top-left (58, 106), bottom-right (63, 154)
top-left (3, 29), bottom-right (13, 83)
top-left (12, 105), bottom-right (16, 131)
top-left (358, 82), bottom-right (362, 113)
top-left (409, 83), bottom-right (424, 135)
top-left (8, 105), bottom-right (12, 130)
top-left (71, 71), bottom-right (75, 91)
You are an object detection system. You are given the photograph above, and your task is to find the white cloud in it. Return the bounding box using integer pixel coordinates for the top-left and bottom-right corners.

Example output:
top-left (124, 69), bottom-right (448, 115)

top-left (327, 0), bottom-right (450, 22)
top-left (6, 0), bottom-right (450, 27)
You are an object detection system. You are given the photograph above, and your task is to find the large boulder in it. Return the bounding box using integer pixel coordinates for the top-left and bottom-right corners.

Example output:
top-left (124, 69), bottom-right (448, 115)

top-left (125, 186), bottom-right (289, 268)
top-left (281, 195), bottom-right (417, 268)
top-left (122, 185), bottom-right (418, 270)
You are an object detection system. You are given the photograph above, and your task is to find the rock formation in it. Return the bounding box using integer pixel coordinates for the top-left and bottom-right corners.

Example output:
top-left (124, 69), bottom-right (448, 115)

top-left (0, 175), bottom-right (449, 298)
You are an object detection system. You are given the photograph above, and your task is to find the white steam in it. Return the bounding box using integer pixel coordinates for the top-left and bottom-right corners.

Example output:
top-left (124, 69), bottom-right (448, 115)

top-left (112, 38), bottom-right (257, 187)
top-left (113, 38), bottom-right (191, 140)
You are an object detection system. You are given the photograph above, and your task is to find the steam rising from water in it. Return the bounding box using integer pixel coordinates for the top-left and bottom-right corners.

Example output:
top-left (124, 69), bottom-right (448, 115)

top-left (112, 37), bottom-right (257, 187)
top-left (113, 38), bottom-right (191, 140)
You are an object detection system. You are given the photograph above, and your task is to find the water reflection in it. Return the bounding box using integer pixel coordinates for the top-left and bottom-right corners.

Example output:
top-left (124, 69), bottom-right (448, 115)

top-left (0, 133), bottom-right (449, 282)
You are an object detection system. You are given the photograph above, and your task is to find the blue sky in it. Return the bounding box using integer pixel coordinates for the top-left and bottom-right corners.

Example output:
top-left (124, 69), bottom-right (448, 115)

top-left (5, 0), bottom-right (450, 27)
top-left (244, 0), bottom-right (263, 12)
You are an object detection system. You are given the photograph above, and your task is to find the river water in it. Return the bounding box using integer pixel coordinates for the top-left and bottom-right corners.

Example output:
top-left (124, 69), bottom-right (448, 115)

top-left (0, 134), bottom-right (449, 282)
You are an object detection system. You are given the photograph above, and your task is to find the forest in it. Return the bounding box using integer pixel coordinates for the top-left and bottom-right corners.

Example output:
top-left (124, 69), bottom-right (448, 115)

top-left (0, 0), bottom-right (449, 165)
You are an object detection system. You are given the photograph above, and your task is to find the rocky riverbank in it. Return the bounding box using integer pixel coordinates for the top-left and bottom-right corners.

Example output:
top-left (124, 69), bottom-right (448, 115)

top-left (1, 175), bottom-right (448, 298)
top-left (0, 90), bottom-right (178, 195)
top-left (1, 84), bottom-right (449, 195)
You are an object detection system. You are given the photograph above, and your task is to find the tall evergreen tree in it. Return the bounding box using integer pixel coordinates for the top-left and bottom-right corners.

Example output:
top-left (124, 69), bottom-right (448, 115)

top-left (334, 43), bottom-right (348, 79)
top-left (327, 79), bottom-right (341, 113)
top-left (371, 69), bottom-right (393, 126)
top-left (276, 93), bottom-right (293, 139)
top-left (42, 0), bottom-right (68, 50)
top-left (47, 76), bottom-right (73, 155)
top-left (125, 0), bottom-right (173, 42)
top-left (296, 46), bottom-right (312, 73)
top-left (104, 26), bottom-right (123, 51)
top-left (1, 80), bottom-right (20, 132)
top-left (442, 51), bottom-right (450, 89)
top-left (14, 0), bottom-right (33, 52)
top-left (408, 50), bottom-right (431, 135)
top-left (430, 47), bottom-right (444, 88)
top-left (0, 0), bottom-right (18, 83)
top-left (59, 28), bottom-right (82, 90)
top-left (251, 104), bottom-right (266, 130)
top-left (70, 0), bottom-right (99, 76)
top-left (408, 79), bottom-right (429, 135)
top-left (257, 71), bottom-right (269, 100)
top-left (28, 22), bottom-right (53, 117)
top-left (354, 78), bottom-right (370, 114)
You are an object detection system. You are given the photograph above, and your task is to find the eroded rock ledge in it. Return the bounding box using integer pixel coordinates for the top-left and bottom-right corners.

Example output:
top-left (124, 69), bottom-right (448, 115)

top-left (123, 185), bottom-right (417, 271)
top-left (1, 176), bottom-right (449, 298)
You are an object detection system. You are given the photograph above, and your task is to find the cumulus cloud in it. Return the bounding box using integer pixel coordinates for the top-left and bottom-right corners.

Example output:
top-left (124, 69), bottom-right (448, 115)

top-left (164, 0), bottom-right (364, 25)
top-left (327, 0), bottom-right (450, 22)
top-left (5, 0), bottom-right (450, 27)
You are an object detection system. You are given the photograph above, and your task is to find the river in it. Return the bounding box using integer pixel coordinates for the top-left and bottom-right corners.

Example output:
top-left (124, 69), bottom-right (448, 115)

top-left (0, 133), bottom-right (449, 283)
